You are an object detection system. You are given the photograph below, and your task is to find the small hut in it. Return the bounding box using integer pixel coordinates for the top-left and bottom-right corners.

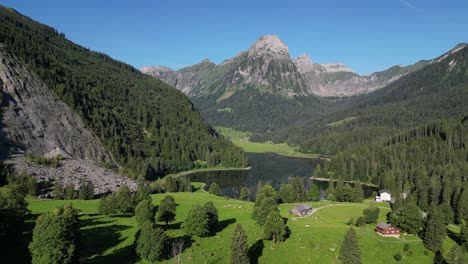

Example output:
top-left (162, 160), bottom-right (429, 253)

top-left (289, 204), bottom-right (313, 217)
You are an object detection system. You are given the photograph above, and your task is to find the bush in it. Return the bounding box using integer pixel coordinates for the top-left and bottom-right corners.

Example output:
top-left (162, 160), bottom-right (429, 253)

top-left (209, 182), bottom-right (220, 196)
top-left (78, 181), bottom-right (94, 200)
top-left (156, 195), bottom-right (176, 225)
top-left (327, 193), bottom-right (336, 201)
top-left (182, 204), bottom-right (209, 237)
top-left (394, 253), bottom-right (402, 261)
top-left (98, 185), bottom-right (135, 215)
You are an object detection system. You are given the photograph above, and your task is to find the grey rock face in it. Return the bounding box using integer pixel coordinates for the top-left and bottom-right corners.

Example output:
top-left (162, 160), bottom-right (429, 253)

top-left (0, 48), bottom-right (136, 195)
top-left (142, 35), bottom-right (425, 98)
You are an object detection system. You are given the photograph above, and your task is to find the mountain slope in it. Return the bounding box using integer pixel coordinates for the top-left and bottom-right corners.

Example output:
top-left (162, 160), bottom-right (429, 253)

top-left (252, 43), bottom-right (468, 154)
top-left (0, 6), bottom-right (247, 180)
top-left (142, 35), bottom-right (427, 133)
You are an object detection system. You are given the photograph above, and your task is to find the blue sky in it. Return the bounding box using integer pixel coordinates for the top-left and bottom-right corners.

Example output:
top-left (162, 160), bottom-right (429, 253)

top-left (1, 0), bottom-right (467, 75)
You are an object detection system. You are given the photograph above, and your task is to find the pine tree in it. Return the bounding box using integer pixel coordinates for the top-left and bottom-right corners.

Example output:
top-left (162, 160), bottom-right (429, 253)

top-left (203, 201), bottom-right (218, 231)
top-left (133, 183), bottom-right (151, 205)
top-left (423, 206), bottom-right (447, 253)
top-left (135, 199), bottom-right (154, 227)
top-left (182, 204), bottom-right (209, 237)
top-left (263, 210), bottom-right (287, 243)
top-left (291, 177), bottom-right (307, 202)
top-left (230, 224), bottom-right (249, 264)
top-left (209, 182), bottom-right (220, 196)
top-left (156, 195), bottom-right (176, 225)
top-left (339, 227), bottom-right (361, 264)
top-left (446, 244), bottom-right (464, 264)
top-left (136, 221), bottom-right (167, 262)
top-left (78, 181), bottom-right (94, 200)
top-left (307, 184), bottom-right (320, 201)
top-left (252, 197), bottom-right (278, 226)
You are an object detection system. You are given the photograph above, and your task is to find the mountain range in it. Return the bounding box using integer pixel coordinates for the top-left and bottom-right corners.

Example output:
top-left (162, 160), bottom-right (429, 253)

top-left (141, 35), bottom-right (437, 133)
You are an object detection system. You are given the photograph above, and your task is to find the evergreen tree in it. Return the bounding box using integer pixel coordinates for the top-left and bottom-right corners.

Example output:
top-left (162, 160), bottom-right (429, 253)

top-left (133, 183), bottom-right (151, 205)
top-left (291, 177), bottom-right (307, 202)
top-left (165, 177), bottom-right (176, 192)
top-left (313, 164), bottom-right (321, 177)
top-left (307, 184), bottom-right (321, 201)
top-left (156, 195), bottom-right (176, 225)
top-left (115, 185), bottom-right (135, 214)
top-left (135, 199), bottom-right (154, 227)
top-left (209, 182), bottom-right (220, 196)
top-left (53, 184), bottom-right (65, 199)
top-left (230, 224), bottom-right (249, 264)
top-left (388, 203), bottom-right (423, 234)
top-left (182, 204), bottom-right (209, 237)
top-left (78, 181), bottom-right (94, 200)
top-left (64, 184), bottom-right (76, 200)
top-left (423, 206), bottom-right (447, 253)
top-left (339, 227), bottom-right (361, 264)
top-left (362, 204), bottom-right (380, 224)
top-left (263, 210), bottom-right (287, 243)
top-left (29, 205), bottom-right (79, 264)
top-left (136, 221), bottom-right (167, 262)
top-left (446, 244), bottom-right (464, 264)
top-left (278, 184), bottom-right (295, 203)
top-left (252, 197), bottom-right (278, 226)
top-left (203, 201), bottom-right (219, 230)
top-left (239, 187), bottom-right (250, 201)
top-left (461, 223), bottom-right (468, 250)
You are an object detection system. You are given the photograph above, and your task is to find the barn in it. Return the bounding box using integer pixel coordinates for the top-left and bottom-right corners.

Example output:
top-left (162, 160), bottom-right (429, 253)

top-left (376, 222), bottom-right (400, 238)
top-left (289, 204), bottom-right (313, 217)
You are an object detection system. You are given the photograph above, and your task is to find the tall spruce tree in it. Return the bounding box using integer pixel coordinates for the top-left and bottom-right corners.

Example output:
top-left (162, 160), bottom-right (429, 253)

top-left (423, 206), bottom-right (447, 253)
top-left (209, 182), bottom-right (220, 196)
top-left (135, 199), bottom-right (154, 227)
top-left (231, 224), bottom-right (249, 264)
top-left (239, 187), bottom-right (250, 201)
top-left (339, 227), bottom-right (361, 264)
top-left (136, 221), bottom-right (167, 262)
top-left (263, 210), bottom-right (287, 243)
top-left (182, 204), bottom-right (209, 237)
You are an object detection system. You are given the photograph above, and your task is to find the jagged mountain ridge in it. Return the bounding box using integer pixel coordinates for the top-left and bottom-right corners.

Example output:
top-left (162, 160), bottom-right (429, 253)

top-left (142, 35), bottom-right (423, 97)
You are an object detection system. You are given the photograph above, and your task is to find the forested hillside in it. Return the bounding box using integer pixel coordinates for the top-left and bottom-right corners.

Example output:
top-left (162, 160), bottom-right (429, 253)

top-left (328, 120), bottom-right (468, 222)
top-left (0, 7), bottom-right (247, 179)
top-left (252, 43), bottom-right (468, 155)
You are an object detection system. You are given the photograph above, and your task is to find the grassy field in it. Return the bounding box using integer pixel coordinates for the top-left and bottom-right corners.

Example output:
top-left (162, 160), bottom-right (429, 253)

top-left (326, 117), bottom-right (357, 127)
top-left (6, 187), bottom-right (465, 264)
top-left (215, 126), bottom-right (319, 159)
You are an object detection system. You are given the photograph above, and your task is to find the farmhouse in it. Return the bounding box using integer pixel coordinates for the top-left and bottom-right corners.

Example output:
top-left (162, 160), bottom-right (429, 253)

top-left (376, 222), bottom-right (400, 238)
top-left (289, 204), bottom-right (313, 217)
top-left (375, 190), bottom-right (391, 202)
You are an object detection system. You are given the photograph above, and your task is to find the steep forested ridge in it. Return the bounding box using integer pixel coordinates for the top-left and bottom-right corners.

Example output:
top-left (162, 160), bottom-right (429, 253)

top-left (328, 120), bottom-right (468, 221)
top-left (0, 7), bottom-right (247, 179)
top-left (252, 44), bottom-right (468, 155)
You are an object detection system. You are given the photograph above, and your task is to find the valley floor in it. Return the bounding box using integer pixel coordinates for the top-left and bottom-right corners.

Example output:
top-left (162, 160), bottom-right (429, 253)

top-left (4, 184), bottom-right (464, 264)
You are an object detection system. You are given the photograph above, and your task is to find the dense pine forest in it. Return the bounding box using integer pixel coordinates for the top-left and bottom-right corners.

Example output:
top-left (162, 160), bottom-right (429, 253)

top-left (329, 119), bottom-right (468, 222)
top-left (0, 7), bottom-right (247, 179)
top-left (251, 44), bottom-right (468, 155)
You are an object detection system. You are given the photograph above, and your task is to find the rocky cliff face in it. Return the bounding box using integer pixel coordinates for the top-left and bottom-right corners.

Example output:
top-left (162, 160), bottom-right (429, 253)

top-left (0, 48), bottom-right (135, 195)
top-left (142, 35), bottom-right (425, 97)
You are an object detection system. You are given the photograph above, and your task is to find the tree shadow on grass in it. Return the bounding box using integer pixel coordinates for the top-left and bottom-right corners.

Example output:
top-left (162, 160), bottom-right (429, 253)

top-left (80, 217), bottom-right (116, 228)
top-left (82, 244), bottom-right (137, 264)
top-left (248, 239), bottom-right (264, 264)
top-left (213, 218), bottom-right (236, 234)
top-left (164, 235), bottom-right (194, 261)
top-left (80, 219), bottom-right (132, 262)
top-left (447, 229), bottom-right (462, 245)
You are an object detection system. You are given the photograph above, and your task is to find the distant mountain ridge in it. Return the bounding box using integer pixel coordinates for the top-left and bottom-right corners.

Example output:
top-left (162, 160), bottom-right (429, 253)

top-left (142, 35), bottom-right (425, 97)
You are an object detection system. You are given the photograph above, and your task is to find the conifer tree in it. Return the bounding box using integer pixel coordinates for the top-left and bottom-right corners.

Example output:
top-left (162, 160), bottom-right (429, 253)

top-left (423, 206), bottom-right (447, 253)
top-left (203, 201), bottom-right (219, 230)
top-left (136, 221), bottom-right (167, 262)
top-left (263, 210), bottom-right (287, 243)
top-left (339, 227), bottom-right (361, 264)
top-left (183, 204), bottom-right (209, 237)
top-left (231, 224), bottom-right (249, 264)
top-left (135, 199), bottom-right (154, 227)
top-left (307, 184), bottom-right (320, 201)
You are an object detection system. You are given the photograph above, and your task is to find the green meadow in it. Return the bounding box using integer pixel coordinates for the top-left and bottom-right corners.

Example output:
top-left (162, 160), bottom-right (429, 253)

top-left (215, 126), bottom-right (319, 159)
top-left (6, 186), bottom-right (465, 263)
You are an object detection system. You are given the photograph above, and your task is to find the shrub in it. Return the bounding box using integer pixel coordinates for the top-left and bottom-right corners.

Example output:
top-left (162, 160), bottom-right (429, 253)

top-left (136, 221), bottom-right (167, 262)
top-left (394, 253), bottom-right (402, 261)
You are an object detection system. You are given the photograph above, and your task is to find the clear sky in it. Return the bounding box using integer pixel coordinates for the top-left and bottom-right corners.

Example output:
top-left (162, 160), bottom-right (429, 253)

top-left (1, 0), bottom-right (467, 75)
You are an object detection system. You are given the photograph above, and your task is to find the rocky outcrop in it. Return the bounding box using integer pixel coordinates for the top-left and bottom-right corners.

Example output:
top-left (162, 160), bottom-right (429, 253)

top-left (0, 47), bottom-right (135, 195)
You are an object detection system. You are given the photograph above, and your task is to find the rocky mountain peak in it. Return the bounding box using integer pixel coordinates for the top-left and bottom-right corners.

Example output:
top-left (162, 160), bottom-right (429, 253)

top-left (140, 65), bottom-right (173, 75)
top-left (247, 35), bottom-right (289, 58)
top-left (293, 54), bottom-right (314, 73)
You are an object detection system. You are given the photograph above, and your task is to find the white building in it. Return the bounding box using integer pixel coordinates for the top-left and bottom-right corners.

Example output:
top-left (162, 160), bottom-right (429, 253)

top-left (376, 190), bottom-right (391, 202)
